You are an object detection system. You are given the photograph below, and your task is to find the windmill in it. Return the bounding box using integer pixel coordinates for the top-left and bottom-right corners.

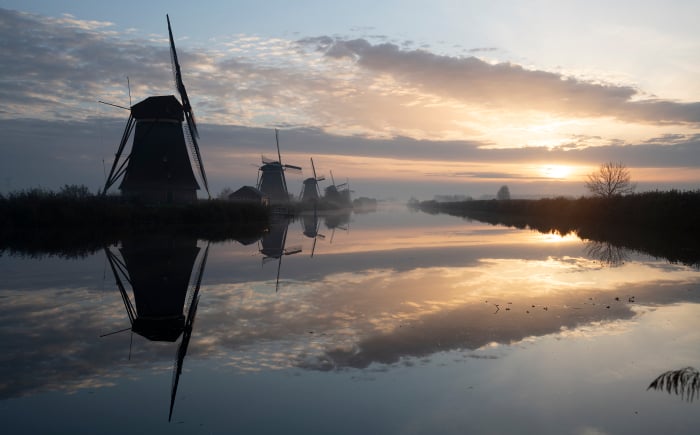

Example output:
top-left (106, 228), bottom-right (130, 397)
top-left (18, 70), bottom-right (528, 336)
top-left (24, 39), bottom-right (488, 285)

top-left (300, 157), bottom-right (325, 203)
top-left (259, 216), bottom-right (302, 291)
top-left (102, 15), bottom-right (209, 202)
top-left (102, 235), bottom-right (210, 421)
top-left (323, 170), bottom-right (351, 206)
top-left (256, 129), bottom-right (302, 203)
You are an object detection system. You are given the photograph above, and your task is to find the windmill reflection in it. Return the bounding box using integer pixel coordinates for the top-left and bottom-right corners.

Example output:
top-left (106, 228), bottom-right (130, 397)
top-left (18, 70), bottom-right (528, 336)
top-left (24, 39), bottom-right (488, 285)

top-left (301, 210), bottom-right (325, 257)
top-left (585, 240), bottom-right (630, 267)
top-left (323, 209), bottom-right (351, 243)
top-left (260, 216), bottom-right (301, 291)
top-left (648, 367), bottom-right (700, 402)
top-left (104, 234), bottom-right (209, 422)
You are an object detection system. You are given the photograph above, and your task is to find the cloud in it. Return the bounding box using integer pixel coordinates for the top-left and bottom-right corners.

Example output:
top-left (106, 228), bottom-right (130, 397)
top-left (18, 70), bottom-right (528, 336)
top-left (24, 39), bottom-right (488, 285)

top-left (303, 37), bottom-right (700, 125)
top-left (1, 8), bottom-right (699, 197)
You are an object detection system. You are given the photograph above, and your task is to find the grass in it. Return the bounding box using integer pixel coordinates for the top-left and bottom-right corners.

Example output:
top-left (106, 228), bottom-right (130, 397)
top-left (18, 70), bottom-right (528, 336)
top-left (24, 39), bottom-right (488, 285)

top-left (0, 186), bottom-right (270, 258)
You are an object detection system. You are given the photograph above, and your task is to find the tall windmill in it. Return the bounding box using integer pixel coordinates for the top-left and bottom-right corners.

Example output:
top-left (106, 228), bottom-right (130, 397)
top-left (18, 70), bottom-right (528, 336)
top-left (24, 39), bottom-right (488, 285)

top-left (257, 129), bottom-right (301, 203)
top-left (300, 157), bottom-right (325, 203)
top-left (102, 15), bottom-right (209, 202)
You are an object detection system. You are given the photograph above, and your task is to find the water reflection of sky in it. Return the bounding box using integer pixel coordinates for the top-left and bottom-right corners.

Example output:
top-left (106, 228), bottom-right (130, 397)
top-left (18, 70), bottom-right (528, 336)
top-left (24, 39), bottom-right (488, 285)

top-left (2, 205), bottom-right (700, 433)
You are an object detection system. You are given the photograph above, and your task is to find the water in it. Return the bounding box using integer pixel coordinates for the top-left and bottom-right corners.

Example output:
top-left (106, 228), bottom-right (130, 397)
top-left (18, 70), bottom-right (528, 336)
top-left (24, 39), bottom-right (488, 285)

top-left (2, 204), bottom-right (700, 434)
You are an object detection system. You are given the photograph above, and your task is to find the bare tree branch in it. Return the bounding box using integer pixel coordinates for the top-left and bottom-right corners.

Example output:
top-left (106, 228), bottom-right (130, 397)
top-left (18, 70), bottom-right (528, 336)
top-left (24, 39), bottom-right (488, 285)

top-left (584, 161), bottom-right (636, 197)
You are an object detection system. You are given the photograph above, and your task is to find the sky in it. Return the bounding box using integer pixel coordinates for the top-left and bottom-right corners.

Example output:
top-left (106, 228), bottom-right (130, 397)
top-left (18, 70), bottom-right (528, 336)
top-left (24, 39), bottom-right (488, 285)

top-left (1, 0), bottom-right (699, 200)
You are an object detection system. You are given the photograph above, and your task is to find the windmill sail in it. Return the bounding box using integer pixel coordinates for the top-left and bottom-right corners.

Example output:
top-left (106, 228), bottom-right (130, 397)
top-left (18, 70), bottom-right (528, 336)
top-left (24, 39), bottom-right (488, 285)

top-left (168, 14), bottom-right (209, 198)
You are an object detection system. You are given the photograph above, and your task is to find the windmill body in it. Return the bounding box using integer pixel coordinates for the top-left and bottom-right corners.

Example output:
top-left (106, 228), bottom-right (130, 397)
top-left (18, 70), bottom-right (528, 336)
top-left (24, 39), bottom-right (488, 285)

top-left (118, 96), bottom-right (200, 203)
top-left (102, 15), bottom-right (209, 202)
top-left (300, 157), bottom-right (324, 203)
top-left (256, 129), bottom-right (301, 203)
top-left (257, 162), bottom-right (289, 202)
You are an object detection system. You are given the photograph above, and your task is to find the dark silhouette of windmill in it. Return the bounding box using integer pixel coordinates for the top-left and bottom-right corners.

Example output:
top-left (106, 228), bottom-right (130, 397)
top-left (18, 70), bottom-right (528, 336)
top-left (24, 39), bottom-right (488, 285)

top-left (257, 129), bottom-right (301, 203)
top-left (300, 157), bottom-right (325, 203)
top-left (259, 216), bottom-right (301, 291)
top-left (323, 170), bottom-right (352, 207)
top-left (102, 15), bottom-right (209, 202)
top-left (103, 235), bottom-right (209, 422)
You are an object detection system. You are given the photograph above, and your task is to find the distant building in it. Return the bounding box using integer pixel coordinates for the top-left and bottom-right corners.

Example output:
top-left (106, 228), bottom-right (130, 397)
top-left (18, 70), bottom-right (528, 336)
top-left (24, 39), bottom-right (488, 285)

top-left (228, 185), bottom-right (269, 205)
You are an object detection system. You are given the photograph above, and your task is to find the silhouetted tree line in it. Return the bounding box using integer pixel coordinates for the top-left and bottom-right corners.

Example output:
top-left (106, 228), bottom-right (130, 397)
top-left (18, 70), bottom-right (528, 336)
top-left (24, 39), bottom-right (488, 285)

top-left (0, 185), bottom-right (269, 258)
top-left (417, 190), bottom-right (700, 267)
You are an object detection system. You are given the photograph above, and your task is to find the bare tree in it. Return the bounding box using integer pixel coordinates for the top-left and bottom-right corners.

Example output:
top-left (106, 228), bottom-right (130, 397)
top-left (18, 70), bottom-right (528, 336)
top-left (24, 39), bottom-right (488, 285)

top-left (585, 161), bottom-right (635, 197)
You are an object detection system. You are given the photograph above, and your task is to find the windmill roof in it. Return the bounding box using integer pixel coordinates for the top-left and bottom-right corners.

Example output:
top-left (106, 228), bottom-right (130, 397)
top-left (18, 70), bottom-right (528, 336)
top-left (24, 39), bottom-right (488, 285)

top-left (131, 95), bottom-right (184, 121)
top-left (229, 185), bottom-right (265, 199)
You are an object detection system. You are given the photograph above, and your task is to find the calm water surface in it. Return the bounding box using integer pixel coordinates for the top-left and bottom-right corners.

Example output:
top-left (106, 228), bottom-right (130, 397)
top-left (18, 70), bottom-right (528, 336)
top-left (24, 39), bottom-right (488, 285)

top-left (2, 204), bottom-right (700, 434)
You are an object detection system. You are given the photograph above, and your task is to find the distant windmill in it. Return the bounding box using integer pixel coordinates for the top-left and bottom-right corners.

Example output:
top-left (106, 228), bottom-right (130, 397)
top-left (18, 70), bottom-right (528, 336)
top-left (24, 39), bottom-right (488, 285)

top-left (102, 15), bottom-right (209, 202)
top-left (300, 157), bottom-right (325, 203)
top-left (324, 170), bottom-right (352, 206)
top-left (257, 129), bottom-right (302, 203)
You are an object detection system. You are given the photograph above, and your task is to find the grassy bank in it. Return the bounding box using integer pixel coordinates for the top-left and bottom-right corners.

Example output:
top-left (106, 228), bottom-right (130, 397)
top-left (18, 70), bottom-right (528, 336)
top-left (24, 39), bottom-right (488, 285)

top-left (417, 190), bottom-right (700, 266)
top-left (0, 187), bottom-right (270, 257)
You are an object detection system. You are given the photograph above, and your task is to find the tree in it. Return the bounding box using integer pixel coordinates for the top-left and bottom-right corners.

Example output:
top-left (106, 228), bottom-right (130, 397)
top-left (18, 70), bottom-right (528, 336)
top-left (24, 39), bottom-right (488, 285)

top-left (496, 185), bottom-right (511, 200)
top-left (58, 184), bottom-right (92, 198)
top-left (585, 161), bottom-right (635, 198)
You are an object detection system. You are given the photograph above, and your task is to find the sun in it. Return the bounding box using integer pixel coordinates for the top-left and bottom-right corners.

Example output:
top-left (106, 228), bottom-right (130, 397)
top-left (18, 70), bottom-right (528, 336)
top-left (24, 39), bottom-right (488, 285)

top-left (540, 165), bottom-right (572, 179)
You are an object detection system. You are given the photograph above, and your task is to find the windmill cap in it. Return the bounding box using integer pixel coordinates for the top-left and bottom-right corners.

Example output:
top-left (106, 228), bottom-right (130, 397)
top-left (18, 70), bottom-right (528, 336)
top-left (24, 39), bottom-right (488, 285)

top-left (131, 95), bottom-right (184, 121)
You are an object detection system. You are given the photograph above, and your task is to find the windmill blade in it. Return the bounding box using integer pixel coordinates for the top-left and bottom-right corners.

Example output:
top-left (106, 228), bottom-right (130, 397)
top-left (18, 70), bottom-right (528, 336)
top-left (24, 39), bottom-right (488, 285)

top-left (311, 158), bottom-right (317, 179)
top-left (167, 14), bottom-right (198, 138)
top-left (283, 164), bottom-right (302, 174)
top-left (285, 245), bottom-right (302, 255)
top-left (329, 170), bottom-right (336, 186)
top-left (104, 247), bottom-right (136, 325)
top-left (275, 129), bottom-right (282, 165)
top-left (103, 114), bottom-right (135, 194)
top-left (184, 119), bottom-right (210, 198)
top-left (169, 243), bottom-right (208, 422)
top-left (310, 237), bottom-right (317, 258)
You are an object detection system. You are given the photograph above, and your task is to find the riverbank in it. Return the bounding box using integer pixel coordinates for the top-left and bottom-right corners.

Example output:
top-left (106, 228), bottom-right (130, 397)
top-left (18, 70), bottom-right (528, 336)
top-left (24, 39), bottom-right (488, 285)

top-left (0, 189), bottom-right (269, 257)
top-left (415, 190), bottom-right (700, 266)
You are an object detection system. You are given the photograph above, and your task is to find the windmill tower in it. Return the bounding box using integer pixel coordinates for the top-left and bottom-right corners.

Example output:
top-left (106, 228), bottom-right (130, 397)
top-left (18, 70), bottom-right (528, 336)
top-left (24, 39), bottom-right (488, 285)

top-left (300, 157), bottom-right (325, 203)
top-left (102, 15), bottom-right (209, 202)
top-left (257, 129), bottom-right (301, 203)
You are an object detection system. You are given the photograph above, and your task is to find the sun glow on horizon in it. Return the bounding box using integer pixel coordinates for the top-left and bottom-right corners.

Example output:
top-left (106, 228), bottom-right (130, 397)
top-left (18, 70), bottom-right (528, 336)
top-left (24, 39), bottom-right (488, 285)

top-left (540, 164), bottom-right (573, 179)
